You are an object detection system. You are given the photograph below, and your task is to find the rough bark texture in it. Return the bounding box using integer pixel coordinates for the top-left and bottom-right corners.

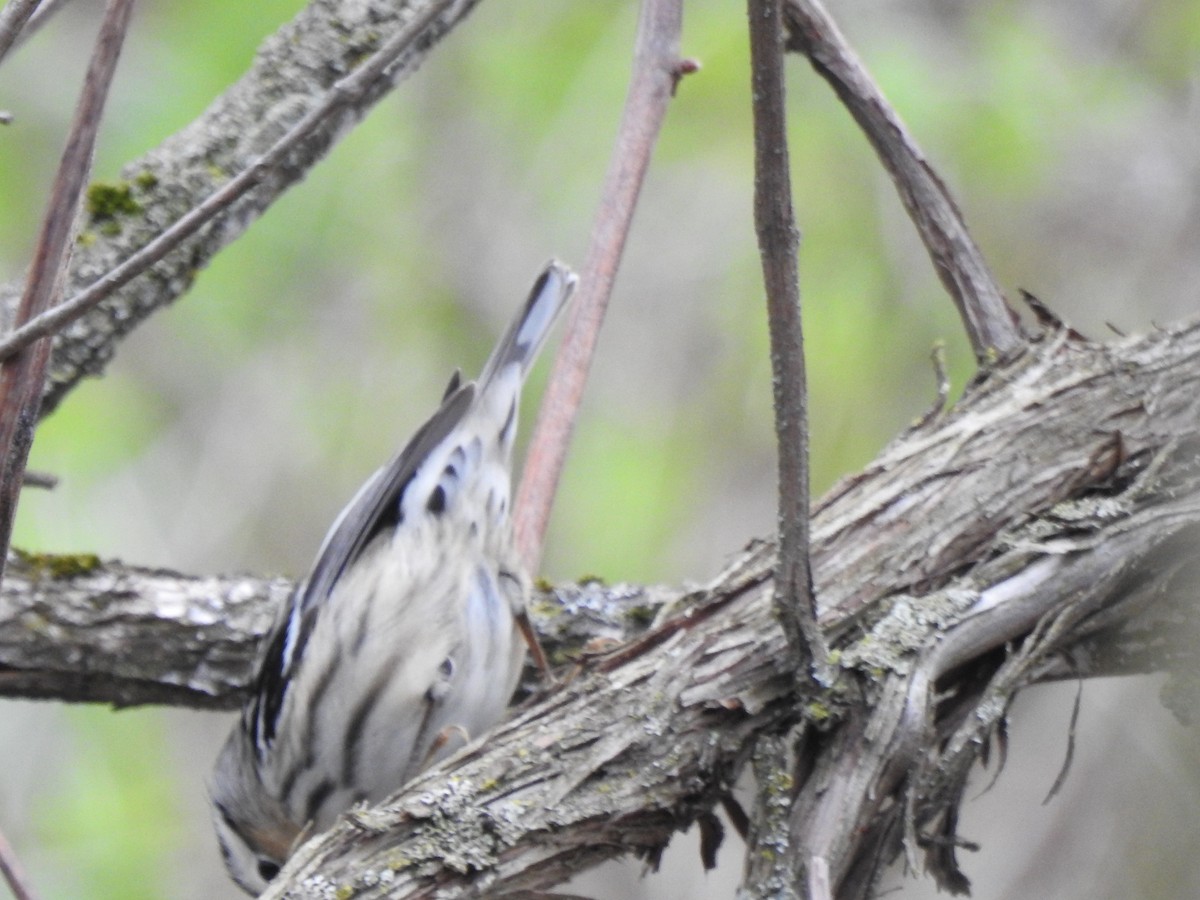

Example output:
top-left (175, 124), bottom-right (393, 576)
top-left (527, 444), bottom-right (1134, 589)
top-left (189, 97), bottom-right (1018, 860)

top-left (1, 324), bottom-right (1197, 896)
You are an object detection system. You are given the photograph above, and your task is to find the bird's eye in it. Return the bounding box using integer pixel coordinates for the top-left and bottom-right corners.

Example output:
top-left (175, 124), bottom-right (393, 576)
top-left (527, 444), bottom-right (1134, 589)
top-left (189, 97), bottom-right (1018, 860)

top-left (257, 858), bottom-right (281, 882)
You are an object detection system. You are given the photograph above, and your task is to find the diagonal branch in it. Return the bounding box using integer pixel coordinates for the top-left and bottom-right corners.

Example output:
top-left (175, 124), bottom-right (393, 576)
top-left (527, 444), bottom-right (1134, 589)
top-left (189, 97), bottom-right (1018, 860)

top-left (514, 0), bottom-right (689, 571)
top-left (0, 0), bottom-right (41, 67)
top-left (783, 0), bottom-right (1023, 363)
top-left (0, 0), bottom-right (489, 417)
top-left (0, 0), bottom-right (457, 367)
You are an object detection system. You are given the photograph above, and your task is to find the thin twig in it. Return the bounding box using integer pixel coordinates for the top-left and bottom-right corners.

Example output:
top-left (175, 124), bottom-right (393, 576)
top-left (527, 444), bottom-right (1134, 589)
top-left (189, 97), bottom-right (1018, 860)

top-left (15, 0), bottom-right (67, 43)
top-left (20, 469), bottom-right (56, 489)
top-left (0, 0), bottom-right (40, 67)
top-left (0, 0), bottom-right (456, 365)
top-left (783, 0), bottom-right (1023, 363)
top-left (747, 0), bottom-right (826, 672)
top-left (0, 0), bottom-right (76, 64)
top-left (913, 339), bottom-right (950, 429)
top-left (0, 0), bottom-right (135, 583)
top-left (0, 823), bottom-right (40, 900)
top-left (1042, 674), bottom-right (1082, 804)
top-left (513, 0), bottom-right (690, 571)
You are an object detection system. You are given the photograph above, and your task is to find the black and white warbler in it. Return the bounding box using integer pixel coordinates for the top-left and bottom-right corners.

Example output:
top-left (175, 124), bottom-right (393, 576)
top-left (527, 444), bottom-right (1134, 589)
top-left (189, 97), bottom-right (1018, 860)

top-left (210, 261), bottom-right (576, 893)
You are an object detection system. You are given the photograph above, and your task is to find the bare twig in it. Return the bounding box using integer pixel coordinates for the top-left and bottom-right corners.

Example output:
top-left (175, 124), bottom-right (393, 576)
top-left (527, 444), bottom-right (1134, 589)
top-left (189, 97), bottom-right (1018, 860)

top-left (747, 0), bottom-right (826, 672)
top-left (913, 340), bottom-right (950, 429)
top-left (0, 823), bottom-right (40, 900)
top-left (0, 0), bottom-right (40, 67)
top-left (513, 0), bottom-right (690, 571)
top-left (783, 0), bottom-right (1023, 363)
top-left (20, 469), bottom-right (56, 489)
top-left (0, 0), bottom-right (456, 365)
top-left (0, 0), bottom-right (135, 582)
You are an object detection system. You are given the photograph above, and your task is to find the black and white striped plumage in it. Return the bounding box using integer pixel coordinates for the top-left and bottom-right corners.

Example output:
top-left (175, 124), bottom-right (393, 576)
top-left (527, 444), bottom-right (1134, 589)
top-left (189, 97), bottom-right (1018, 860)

top-left (210, 261), bottom-right (576, 894)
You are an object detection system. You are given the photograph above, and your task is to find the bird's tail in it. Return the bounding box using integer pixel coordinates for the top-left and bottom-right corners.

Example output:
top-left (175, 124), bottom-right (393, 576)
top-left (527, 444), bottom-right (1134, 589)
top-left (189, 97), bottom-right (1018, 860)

top-left (478, 260), bottom-right (577, 390)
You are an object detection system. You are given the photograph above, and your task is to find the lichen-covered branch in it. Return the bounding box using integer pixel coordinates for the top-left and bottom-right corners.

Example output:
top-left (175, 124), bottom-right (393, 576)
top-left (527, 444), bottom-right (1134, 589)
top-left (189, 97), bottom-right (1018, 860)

top-left (0, 0), bottom-right (487, 416)
top-left (0, 553), bottom-right (672, 710)
top-left (0, 555), bottom-right (288, 708)
top-left (1, 325), bottom-right (1199, 895)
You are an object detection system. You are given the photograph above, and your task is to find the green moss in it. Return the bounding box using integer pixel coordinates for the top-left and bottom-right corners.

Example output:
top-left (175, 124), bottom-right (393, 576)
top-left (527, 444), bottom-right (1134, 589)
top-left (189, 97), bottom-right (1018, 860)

top-left (335, 887), bottom-right (354, 900)
top-left (577, 573), bottom-right (607, 587)
top-left (86, 181), bottom-right (141, 221)
top-left (805, 701), bottom-right (831, 722)
top-left (764, 769), bottom-right (794, 794)
top-left (14, 548), bottom-right (102, 579)
top-left (76, 230), bottom-right (97, 247)
top-left (625, 604), bottom-right (657, 626)
top-left (528, 593), bottom-right (562, 620)
top-left (133, 170), bottom-right (159, 190)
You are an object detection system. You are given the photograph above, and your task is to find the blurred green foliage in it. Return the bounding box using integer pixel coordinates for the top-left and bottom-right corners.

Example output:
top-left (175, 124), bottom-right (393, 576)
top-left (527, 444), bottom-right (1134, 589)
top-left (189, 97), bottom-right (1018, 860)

top-left (32, 709), bottom-right (182, 900)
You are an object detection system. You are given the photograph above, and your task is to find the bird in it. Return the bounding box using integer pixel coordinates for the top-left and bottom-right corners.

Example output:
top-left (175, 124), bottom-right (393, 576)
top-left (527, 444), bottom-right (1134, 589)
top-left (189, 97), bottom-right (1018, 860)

top-left (209, 261), bottom-right (576, 894)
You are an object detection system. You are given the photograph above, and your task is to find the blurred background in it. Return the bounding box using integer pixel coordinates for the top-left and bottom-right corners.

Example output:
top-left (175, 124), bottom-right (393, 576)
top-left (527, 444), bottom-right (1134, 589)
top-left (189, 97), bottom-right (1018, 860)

top-left (0, 0), bottom-right (1198, 896)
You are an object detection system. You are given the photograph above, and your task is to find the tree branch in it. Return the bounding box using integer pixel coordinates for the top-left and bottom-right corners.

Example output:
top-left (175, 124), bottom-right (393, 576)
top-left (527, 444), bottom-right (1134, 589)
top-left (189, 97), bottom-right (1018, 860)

top-left (1, 325), bottom-right (1197, 894)
top-left (260, 355), bottom-right (1200, 897)
top-left (0, 0), bottom-right (488, 417)
top-left (782, 0), bottom-right (1023, 362)
top-left (514, 0), bottom-right (687, 571)
top-left (0, 553), bottom-right (672, 710)
top-left (0, 0), bottom-right (459, 367)
top-left (0, 0), bottom-right (135, 580)
top-left (262, 323), bottom-right (1200, 896)
top-left (0, 0), bottom-right (40, 67)
top-left (747, 0), bottom-right (825, 679)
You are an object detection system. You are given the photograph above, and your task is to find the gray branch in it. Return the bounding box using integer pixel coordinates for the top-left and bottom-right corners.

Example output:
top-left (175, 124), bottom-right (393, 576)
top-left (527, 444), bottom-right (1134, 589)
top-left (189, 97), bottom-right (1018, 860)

top-left (0, 0), bottom-right (486, 416)
top-left (1, 325), bottom-right (1198, 896)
